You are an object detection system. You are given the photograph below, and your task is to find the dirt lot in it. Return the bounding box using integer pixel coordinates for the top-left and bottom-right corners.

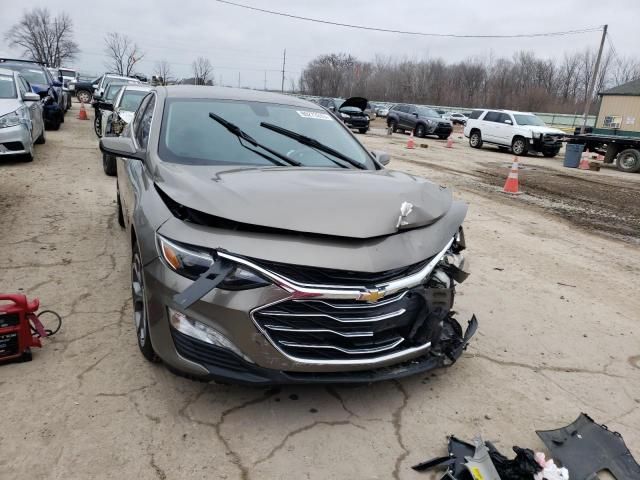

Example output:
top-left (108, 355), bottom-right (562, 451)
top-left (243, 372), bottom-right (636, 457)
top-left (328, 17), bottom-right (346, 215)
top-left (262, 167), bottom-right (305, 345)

top-left (2, 105), bottom-right (640, 480)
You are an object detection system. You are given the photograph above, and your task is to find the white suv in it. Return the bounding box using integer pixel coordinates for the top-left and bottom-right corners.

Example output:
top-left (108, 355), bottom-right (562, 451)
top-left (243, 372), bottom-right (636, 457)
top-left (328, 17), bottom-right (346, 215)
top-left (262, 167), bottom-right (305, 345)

top-left (464, 109), bottom-right (565, 157)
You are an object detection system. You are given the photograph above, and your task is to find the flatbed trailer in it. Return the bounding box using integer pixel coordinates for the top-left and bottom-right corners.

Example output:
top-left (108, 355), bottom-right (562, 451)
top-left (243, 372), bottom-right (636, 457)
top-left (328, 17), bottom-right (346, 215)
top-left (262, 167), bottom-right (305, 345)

top-left (569, 133), bottom-right (640, 173)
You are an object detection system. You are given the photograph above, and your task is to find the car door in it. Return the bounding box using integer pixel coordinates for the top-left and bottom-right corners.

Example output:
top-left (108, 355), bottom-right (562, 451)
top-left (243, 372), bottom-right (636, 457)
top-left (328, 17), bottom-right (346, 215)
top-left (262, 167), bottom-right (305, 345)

top-left (395, 105), bottom-right (409, 128)
top-left (494, 113), bottom-right (514, 145)
top-left (119, 93), bottom-right (155, 229)
top-left (404, 105), bottom-right (419, 130)
top-left (16, 75), bottom-right (40, 142)
top-left (480, 111), bottom-right (501, 142)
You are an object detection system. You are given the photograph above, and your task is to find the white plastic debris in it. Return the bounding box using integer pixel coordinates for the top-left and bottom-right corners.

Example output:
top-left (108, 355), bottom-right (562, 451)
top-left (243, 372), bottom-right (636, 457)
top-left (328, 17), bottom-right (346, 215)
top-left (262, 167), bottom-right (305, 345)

top-left (534, 452), bottom-right (569, 480)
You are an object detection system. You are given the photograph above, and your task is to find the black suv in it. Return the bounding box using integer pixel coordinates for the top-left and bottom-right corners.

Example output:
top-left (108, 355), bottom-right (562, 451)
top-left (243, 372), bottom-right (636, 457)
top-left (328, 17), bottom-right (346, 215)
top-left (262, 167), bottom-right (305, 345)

top-left (318, 97), bottom-right (370, 134)
top-left (387, 105), bottom-right (452, 139)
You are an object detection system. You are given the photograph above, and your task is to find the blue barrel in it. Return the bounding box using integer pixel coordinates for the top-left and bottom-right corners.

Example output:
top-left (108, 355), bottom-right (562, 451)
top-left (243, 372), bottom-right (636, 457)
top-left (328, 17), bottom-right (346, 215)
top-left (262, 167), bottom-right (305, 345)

top-left (564, 143), bottom-right (584, 168)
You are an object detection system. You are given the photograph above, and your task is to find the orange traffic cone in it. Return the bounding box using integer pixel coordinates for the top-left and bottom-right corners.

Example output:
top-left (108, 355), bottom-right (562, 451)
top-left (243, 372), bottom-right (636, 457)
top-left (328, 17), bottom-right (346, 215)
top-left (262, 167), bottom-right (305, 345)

top-left (78, 101), bottom-right (88, 120)
top-left (502, 158), bottom-right (522, 195)
top-left (406, 131), bottom-right (415, 149)
top-left (446, 136), bottom-right (454, 148)
top-left (578, 153), bottom-right (590, 170)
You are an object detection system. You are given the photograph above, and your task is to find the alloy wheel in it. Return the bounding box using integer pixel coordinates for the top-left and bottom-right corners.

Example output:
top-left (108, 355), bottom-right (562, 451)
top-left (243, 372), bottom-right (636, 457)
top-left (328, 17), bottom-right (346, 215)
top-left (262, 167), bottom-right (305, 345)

top-left (131, 251), bottom-right (147, 347)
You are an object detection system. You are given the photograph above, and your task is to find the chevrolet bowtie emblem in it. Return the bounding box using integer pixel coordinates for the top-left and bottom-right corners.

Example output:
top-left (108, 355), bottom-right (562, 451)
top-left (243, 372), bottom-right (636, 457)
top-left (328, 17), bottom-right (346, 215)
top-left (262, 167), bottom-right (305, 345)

top-left (359, 288), bottom-right (386, 303)
top-left (396, 201), bottom-right (414, 229)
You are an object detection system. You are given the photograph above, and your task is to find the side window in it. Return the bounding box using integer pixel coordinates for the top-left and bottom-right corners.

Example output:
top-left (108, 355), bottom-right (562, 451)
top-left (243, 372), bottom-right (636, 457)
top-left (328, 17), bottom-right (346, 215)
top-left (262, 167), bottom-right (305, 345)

top-left (407, 105), bottom-right (417, 114)
top-left (16, 76), bottom-right (27, 95)
top-left (468, 110), bottom-right (483, 119)
top-left (134, 94), bottom-right (155, 149)
top-left (483, 111), bottom-right (501, 122)
top-left (396, 105), bottom-right (408, 113)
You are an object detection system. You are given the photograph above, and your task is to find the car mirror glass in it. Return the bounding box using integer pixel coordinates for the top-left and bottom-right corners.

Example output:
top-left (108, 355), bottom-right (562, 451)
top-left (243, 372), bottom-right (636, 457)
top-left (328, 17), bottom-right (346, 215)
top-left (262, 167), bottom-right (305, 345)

top-left (371, 150), bottom-right (391, 166)
top-left (22, 92), bottom-right (41, 102)
top-left (100, 136), bottom-right (143, 161)
top-left (504, 119), bottom-right (512, 124)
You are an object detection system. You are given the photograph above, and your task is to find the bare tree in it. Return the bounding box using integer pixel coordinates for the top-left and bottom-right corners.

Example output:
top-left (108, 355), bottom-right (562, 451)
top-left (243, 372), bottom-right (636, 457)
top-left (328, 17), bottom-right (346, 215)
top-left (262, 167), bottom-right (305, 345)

top-left (192, 57), bottom-right (213, 85)
top-left (154, 60), bottom-right (172, 85)
top-left (4, 8), bottom-right (78, 66)
top-left (104, 32), bottom-right (144, 76)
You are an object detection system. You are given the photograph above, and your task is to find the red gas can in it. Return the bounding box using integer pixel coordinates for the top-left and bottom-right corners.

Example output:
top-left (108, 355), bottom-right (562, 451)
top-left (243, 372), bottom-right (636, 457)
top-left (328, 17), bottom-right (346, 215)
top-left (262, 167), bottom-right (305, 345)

top-left (0, 294), bottom-right (42, 363)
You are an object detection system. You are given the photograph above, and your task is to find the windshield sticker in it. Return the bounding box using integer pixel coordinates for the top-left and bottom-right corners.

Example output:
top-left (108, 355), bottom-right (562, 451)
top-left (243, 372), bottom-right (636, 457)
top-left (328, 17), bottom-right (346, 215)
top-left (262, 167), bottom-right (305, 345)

top-left (297, 111), bottom-right (332, 121)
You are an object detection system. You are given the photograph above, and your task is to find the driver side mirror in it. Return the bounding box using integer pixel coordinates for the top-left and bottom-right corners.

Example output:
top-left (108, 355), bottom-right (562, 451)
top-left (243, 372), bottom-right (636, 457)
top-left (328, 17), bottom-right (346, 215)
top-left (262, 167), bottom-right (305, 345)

top-left (99, 101), bottom-right (114, 111)
top-left (504, 119), bottom-right (512, 124)
top-left (100, 136), bottom-right (144, 161)
top-left (412, 112), bottom-right (419, 117)
top-left (371, 150), bottom-right (391, 166)
top-left (22, 92), bottom-right (40, 102)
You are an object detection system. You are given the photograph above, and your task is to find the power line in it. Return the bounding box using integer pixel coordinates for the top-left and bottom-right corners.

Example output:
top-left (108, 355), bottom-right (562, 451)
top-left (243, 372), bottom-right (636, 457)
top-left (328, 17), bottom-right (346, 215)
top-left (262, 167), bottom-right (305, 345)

top-left (215, 0), bottom-right (603, 39)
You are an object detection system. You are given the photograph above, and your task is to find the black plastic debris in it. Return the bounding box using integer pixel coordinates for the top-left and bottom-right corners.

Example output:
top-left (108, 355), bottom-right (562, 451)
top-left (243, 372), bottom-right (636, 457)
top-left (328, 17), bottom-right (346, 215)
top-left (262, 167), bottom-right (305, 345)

top-left (412, 436), bottom-right (474, 479)
top-left (486, 442), bottom-right (541, 479)
top-left (537, 413), bottom-right (640, 480)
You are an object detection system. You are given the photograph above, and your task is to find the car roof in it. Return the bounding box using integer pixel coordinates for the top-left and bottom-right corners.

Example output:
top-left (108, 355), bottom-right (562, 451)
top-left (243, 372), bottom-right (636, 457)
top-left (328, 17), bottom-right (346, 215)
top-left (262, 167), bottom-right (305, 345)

top-left (160, 85), bottom-right (323, 109)
top-left (482, 108), bottom-right (534, 115)
top-left (122, 85), bottom-right (152, 92)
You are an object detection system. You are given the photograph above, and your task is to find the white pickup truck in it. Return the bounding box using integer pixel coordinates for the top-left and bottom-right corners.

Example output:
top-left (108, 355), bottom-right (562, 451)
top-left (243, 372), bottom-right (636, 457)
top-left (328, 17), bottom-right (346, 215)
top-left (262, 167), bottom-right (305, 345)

top-left (464, 109), bottom-right (565, 157)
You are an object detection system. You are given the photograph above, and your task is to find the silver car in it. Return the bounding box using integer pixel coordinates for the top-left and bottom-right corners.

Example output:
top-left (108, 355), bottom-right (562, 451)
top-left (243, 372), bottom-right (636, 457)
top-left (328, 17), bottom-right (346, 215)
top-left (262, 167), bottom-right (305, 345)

top-left (0, 68), bottom-right (45, 162)
top-left (100, 86), bottom-right (476, 385)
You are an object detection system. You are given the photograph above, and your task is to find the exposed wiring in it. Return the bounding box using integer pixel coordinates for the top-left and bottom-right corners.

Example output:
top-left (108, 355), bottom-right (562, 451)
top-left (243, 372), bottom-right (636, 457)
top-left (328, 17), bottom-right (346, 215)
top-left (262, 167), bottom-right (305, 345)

top-left (215, 0), bottom-right (603, 39)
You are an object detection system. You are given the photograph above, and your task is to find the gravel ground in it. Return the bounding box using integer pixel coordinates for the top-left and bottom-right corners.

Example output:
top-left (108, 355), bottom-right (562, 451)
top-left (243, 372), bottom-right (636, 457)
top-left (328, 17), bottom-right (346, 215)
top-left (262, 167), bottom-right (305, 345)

top-left (1, 105), bottom-right (639, 479)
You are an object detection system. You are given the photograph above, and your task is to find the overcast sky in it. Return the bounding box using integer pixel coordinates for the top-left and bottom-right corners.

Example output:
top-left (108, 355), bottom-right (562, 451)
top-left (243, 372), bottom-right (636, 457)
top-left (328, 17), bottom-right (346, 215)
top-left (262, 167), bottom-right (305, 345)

top-left (1, 0), bottom-right (638, 89)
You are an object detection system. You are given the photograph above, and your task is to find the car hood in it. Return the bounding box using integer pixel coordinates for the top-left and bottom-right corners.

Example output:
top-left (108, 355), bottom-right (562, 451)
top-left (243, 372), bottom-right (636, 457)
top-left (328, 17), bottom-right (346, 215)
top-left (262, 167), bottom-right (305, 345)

top-left (339, 97), bottom-right (368, 111)
top-left (153, 165), bottom-right (453, 239)
top-left (525, 125), bottom-right (565, 135)
top-left (0, 98), bottom-right (21, 116)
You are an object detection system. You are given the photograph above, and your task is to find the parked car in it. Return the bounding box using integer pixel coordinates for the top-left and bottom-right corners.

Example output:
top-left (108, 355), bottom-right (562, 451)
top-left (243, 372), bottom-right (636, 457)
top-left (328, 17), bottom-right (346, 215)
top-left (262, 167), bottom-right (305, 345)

top-left (443, 112), bottom-right (468, 125)
top-left (376, 104), bottom-right (390, 117)
top-left (0, 59), bottom-right (65, 130)
top-left (69, 75), bottom-right (101, 104)
top-left (463, 109), bottom-right (564, 157)
top-left (100, 84), bottom-right (152, 175)
top-left (387, 104), bottom-right (453, 139)
top-left (47, 68), bottom-right (72, 112)
top-left (318, 97), bottom-right (370, 133)
top-left (93, 80), bottom-right (141, 137)
top-left (94, 73), bottom-right (142, 99)
top-left (0, 67), bottom-right (45, 162)
top-left (364, 102), bottom-right (377, 120)
top-left (99, 86), bottom-right (476, 384)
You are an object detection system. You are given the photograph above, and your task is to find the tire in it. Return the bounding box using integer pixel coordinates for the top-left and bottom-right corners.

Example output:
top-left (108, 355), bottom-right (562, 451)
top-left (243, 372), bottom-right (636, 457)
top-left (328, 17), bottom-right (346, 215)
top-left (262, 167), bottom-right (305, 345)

top-left (35, 128), bottom-right (46, 145)
top-left (388, 119), bottom-right (398, 133)
top-left (469, 130), bottom-right (483, 149)
top-left (358, 128), bottom-right (368, 134)
top-left (66, 95), bottom-right (72, 110)
top-left (132, 243), bottom-right (159, 363)
top-left (117, 187), bottom-right (125, 228)
top-left (511, 137), bottom-right (529, 156)
top-left (46, 118), bottom-right (61, 131)
top-left (21, 152), bottom-right (34, 162)
top-left (415, 124), bottom-right (426, 138)
top-left (438, 134), bottom-right (449, 140)
top-left (103, 152), bottom-right (117, 176)
top-left (94, 115), bottom-right (102, 138)
top-left (616, 148), bottom-right (640, 173)
top-left (76, 90), bottom-right (92, 104)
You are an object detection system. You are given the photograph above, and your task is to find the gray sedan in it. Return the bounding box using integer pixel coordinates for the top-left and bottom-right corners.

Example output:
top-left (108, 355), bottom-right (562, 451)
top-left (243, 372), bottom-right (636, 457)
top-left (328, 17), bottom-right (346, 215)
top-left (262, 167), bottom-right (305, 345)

top-left (0, 67), bottom-right (45, 162)
top-left (100, 86), bottom-right (475, 385)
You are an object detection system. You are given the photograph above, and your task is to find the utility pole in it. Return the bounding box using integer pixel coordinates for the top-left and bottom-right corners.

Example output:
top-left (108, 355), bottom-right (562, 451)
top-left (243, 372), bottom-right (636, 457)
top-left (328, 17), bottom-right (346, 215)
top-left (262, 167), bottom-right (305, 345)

top-left (581, 24), bottom-right (608, 133)
top-left (281, 48), bottom-right (286, 93)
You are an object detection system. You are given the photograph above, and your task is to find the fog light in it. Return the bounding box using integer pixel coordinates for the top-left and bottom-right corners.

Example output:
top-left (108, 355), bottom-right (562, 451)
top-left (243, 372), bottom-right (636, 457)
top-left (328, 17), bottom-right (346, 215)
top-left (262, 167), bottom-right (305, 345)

top-left (168, 308), bottom-right (252, 362)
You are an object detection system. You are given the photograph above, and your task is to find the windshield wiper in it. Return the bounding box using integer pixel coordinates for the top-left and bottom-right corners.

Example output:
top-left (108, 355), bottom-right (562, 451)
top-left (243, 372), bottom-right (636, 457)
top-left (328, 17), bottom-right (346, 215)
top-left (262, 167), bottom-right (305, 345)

top-left (260, 122), bottom-right (366, 170)
top-left (208, 112), bottom-right (301, 167)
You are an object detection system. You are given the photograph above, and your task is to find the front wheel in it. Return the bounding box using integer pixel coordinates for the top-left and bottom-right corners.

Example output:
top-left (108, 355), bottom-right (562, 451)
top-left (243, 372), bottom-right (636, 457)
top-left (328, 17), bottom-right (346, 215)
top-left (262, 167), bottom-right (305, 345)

top-left (94, 115), bottom-right (102, 138)
top-left (35, 128), bottom-right (46, 144)
top-left (358, 128), bottom-right (368, 134)
top-left (438, 134), bottom-right (449, 140)
top-left (469, 131), bottom-right (483, 149)
top-left (415, 124), bottom-right (426, 138)
top-left (388, 119), bottom-right (398, 133)
top-left (511, 137), bottom-right (529, 156)
top-left (103, 153), bottom-right (117, 176)
top-left (617, 148), bottom-right (640, 173)
top-left (132, 244), bottom-right (159, 363)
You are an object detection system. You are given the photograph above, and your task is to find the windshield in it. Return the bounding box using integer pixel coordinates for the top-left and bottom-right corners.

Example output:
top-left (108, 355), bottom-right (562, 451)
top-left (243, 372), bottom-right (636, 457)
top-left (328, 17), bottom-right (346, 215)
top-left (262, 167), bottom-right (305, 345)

top-left (0, 75), bottom-right (16, 98)
top-left (119, 90), bottom-right (147, 111)
top-left (159, 99), bottom-right (375, 169)
top-left (514, 114), bottom-right (546, 126)
top-left (4, 65), bottom-right (47, 85)
top-left (105, 84), bottom-right (125, 101)
top-left (416, 107), bottom-right (440, 117)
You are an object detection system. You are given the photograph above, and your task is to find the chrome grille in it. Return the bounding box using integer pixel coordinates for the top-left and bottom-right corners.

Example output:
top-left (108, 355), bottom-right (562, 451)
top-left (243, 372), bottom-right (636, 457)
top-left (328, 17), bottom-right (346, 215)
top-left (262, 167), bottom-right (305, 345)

top-left (253, 291), bottom-right (427, 361)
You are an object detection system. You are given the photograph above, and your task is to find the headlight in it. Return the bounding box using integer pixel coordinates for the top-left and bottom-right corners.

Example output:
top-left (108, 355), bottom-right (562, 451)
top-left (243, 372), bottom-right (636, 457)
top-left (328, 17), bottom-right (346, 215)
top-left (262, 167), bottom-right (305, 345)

top-left (426, 119), bottom-right (434, 125)
top-left (157, 235), bottom-right (270, 290)
top-left (340, 112), bottom-right (350, 119)
top-left (0, 110), bottom-right (22, 129)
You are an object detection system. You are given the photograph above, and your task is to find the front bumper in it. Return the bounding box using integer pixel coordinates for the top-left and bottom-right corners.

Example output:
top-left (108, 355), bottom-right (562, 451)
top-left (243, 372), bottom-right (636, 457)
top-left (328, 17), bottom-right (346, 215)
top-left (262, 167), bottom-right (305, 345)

top-left (143, 240), bottom-right (477, 384)
top-left (0, 124), bottom-right (32, 156)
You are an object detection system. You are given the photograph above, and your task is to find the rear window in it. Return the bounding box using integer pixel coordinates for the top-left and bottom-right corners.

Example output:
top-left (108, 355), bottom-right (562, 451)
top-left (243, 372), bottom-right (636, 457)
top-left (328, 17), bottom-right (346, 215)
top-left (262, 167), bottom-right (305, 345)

top-left (0, 75), bottom-right (16, 98)
top-left (468, 110), bottom-right (483, 119)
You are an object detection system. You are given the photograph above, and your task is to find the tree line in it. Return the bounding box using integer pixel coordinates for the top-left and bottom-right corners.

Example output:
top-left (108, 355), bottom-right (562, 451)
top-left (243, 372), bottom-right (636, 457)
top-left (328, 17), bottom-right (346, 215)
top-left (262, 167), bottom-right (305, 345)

top-left (298, 51), bottom-right (640, 113)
